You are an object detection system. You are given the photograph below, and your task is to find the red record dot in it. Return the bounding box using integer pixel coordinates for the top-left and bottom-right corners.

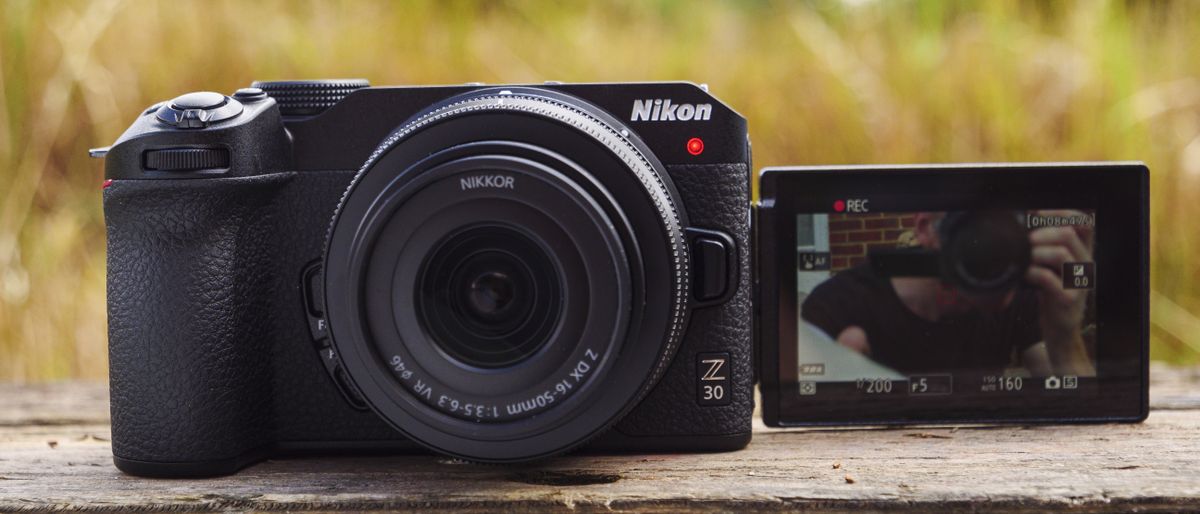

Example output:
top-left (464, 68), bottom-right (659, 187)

top-left (833, 199), bottom-right (846, 212)
top-left (686, 137), bottom-right (704, 156)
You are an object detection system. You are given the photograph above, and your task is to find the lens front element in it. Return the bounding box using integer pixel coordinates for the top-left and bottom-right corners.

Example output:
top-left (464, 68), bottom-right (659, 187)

top-left (418, 225), bottom-right (562, 369)
top-left (360, 155), bottom-right (627, 426)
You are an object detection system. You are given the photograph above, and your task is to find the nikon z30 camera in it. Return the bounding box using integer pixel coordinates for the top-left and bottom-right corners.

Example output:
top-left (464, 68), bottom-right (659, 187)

top-left (98, 79), bottom-right (1151, 478)
top-left (98, 81), bottom-right (752, 477)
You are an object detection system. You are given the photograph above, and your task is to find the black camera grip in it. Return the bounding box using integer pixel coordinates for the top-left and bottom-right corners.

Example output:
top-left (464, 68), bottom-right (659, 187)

top-left (104, 173), bottom-right (293, 471)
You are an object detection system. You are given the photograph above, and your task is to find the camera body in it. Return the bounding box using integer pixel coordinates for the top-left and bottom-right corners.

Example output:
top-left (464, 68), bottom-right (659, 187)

top-left (101, 81), bottom-right (753, 477)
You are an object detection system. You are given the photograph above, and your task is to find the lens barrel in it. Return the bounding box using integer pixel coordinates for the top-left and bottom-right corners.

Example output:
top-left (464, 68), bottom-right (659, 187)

top-left (322, 88), bottom-right (689, 462)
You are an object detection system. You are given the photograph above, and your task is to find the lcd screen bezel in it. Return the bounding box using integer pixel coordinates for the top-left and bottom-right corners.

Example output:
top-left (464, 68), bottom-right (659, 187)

top-left (756, 163), bottom-right (1149, 427)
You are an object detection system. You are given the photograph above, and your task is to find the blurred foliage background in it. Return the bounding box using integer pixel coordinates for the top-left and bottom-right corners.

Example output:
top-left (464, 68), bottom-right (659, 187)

top-left (1, 0), bottom-right (1198, 382)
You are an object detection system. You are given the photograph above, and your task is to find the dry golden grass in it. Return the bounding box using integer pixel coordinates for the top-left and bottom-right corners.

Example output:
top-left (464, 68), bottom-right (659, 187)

top-left (2, 0), bottom-right (1199, 381)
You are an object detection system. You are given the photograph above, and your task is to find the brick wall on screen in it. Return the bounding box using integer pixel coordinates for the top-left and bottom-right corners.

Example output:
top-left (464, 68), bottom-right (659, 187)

top-left (829, 213), bottom-right (917, 272)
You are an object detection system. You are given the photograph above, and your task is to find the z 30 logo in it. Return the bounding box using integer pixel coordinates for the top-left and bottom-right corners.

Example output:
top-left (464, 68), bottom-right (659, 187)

top-left (701, 358), bottom-right (727, 382)
top-left (696, 352), bottom-right (732, 406)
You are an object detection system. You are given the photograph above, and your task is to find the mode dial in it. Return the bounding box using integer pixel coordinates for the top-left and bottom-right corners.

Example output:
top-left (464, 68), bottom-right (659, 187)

top-left (155, 91), bottom-right (244, 129)
top-left (250, 79), bottom-right (370, 116)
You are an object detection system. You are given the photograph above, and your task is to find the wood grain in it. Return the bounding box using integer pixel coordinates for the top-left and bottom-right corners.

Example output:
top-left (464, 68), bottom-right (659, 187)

top-left (1, 365), bottom-right (1198, 512)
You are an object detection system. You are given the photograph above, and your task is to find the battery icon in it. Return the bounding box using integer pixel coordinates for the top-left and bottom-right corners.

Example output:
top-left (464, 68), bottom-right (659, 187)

top-left (908, 374), bottom-right (953, 396)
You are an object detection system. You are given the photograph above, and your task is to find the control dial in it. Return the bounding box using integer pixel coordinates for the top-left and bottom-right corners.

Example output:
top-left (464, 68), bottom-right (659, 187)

top-left (250, 79), bottom-right (370, 116)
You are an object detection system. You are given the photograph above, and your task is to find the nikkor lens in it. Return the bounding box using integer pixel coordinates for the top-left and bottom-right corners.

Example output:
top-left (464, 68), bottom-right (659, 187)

top-left (322, 87), bottom-right (689, 463)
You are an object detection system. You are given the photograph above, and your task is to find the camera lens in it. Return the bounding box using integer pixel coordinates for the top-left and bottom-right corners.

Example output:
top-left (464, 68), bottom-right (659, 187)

top-left (417, 225), bottom-right (562, 369)
top-left (465, 268), bottom-right (517, 322)
top-left (323, 87), bottom-right (690, 463)
top-left (940, 211), bottom-right (1032, 293)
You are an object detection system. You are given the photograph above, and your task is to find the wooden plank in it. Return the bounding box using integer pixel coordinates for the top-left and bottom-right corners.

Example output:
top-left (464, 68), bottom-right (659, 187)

top-left (0, 382), bottom-right (110, 427)
top-left (1, 366), bottom-right (1198, 512)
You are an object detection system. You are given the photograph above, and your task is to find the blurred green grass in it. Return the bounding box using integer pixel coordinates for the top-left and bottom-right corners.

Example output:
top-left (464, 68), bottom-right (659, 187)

top-left (1, 0), bottom-right (1198, 382)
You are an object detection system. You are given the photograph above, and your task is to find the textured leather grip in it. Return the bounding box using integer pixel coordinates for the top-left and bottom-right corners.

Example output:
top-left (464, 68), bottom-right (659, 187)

top-left (610, 163), bottom-right (753, 441)
top-left (104, 173), bottom-right (293, 465)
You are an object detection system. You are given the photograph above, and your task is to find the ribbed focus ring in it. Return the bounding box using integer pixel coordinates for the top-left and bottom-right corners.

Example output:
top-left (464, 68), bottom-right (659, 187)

top-left (251, 79), bottom-right (370, 116)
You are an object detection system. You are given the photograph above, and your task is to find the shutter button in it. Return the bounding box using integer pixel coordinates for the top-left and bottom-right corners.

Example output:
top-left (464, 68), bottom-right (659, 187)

top-left (155, 91), bottom-right (243, 129)
top-left (171, 91), bottom-right (227, 109)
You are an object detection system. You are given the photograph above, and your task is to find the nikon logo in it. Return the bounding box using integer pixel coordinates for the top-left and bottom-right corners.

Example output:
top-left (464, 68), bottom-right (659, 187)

top-left (630, 99), bottom-right (712, 122)
top-left (460, 175), bottom-right (515, 191)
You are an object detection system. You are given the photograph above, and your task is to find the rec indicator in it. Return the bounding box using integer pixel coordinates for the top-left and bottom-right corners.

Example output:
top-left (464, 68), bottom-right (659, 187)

top-left (831, 198), bottom-right (870, 213)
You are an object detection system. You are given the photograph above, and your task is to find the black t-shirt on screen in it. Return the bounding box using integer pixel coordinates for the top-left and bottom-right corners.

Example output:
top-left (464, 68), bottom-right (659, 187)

top-left (801, 264), bottom-right (1042, 375)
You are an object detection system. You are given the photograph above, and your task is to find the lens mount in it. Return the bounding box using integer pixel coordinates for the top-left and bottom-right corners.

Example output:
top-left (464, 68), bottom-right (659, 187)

top-left (323, 87), bottom-right (689, 462)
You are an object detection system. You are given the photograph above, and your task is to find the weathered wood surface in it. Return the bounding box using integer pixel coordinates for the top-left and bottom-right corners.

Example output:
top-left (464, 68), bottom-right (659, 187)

top-left (1, 366), bottom-right (1198, 513)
